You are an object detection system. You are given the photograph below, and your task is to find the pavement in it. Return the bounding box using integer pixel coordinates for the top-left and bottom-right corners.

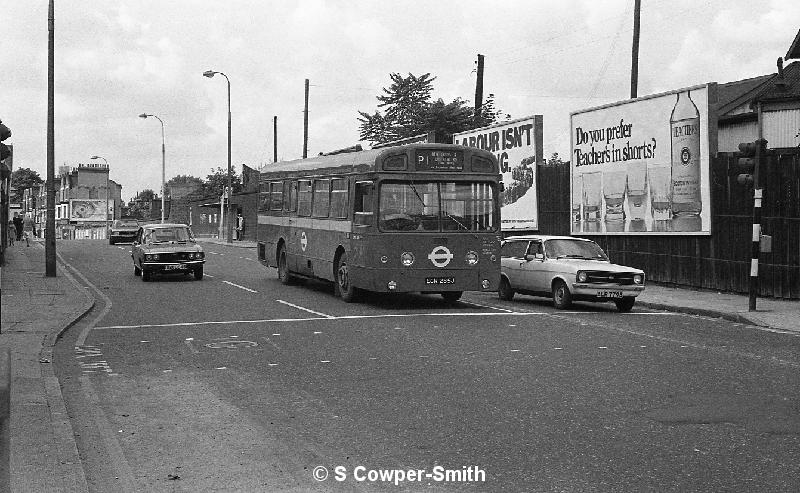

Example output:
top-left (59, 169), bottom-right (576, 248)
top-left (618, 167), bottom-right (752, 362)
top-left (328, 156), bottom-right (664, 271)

top-left (0, 237), bottom-right (798, 491)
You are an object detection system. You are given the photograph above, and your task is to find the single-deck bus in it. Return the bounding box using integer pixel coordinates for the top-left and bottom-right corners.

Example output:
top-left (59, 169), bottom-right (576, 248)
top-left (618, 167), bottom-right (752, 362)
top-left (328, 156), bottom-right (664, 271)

top-left (256, 143), bottom-right (502, 302)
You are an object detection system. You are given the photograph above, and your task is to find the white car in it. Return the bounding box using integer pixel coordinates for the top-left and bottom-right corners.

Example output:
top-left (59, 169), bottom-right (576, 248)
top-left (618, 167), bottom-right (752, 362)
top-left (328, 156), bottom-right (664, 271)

top-left (499, 235), bottom-right (645, 312)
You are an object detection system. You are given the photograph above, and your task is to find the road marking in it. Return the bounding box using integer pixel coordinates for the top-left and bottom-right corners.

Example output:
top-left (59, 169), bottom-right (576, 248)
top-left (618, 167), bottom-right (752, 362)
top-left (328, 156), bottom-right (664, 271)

top-left (91, 311), bottom-right (594, 331)
top-left (204, 273), bottom-right (215, 278)
top-left (184, 338), bottom-right (199, 354)
top-left (276, 299), bottom-right (333, 318)
top-left (222, 280), bottom-right (258, 293)
top-left (460, 300), bottom-right (515, 312)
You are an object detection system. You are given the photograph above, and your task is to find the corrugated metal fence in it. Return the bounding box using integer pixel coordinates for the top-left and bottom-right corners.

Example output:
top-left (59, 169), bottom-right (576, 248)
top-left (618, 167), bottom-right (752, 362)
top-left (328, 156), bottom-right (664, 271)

top-left (534, 151), bottom-right (800, 299)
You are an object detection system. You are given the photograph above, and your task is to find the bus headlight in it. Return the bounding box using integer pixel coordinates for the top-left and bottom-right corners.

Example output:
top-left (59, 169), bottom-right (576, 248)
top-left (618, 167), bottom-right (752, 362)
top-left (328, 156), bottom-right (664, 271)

top-left (577, 271), bottom-right (588, 282)
top-left (400, 252), bottom-right (415, 266)
top-left (634, 274), bottom-right (644, 285)
top-left (465, 251), bottom-right (479, 265)
top-left (380, 255), bottom-right (389, 264)
top-left (387, 281), bottom-right (397, 290)
top-left (482, 279), bottom-right (490, 289)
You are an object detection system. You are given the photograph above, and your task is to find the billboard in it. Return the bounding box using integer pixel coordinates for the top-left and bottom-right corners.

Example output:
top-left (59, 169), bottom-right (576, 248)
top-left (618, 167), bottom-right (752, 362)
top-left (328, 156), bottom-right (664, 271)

top-left (70, 199), bottom-right (107, 222)
top-left (570, 84), bottom-right (717, 235)
top-left (453, 115), bottom-right (543, 231)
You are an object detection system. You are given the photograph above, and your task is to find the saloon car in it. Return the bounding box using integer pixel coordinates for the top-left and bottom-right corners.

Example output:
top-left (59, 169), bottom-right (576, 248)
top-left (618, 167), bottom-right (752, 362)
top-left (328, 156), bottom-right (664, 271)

top-left (499, 235), bottom-right (645, 312)
top-left (109, 218), bottom-right (140, 244)
top-left (131, 223), bottom-right (205, 281)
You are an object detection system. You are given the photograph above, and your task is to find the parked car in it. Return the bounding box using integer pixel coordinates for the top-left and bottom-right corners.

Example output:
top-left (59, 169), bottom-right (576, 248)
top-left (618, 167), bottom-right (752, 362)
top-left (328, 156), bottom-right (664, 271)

top-left (499, 235), bottom-right (645, 312)
top-left (131, 223), bottom-right (205, 281)
top-left (109, 218), bottom-right (140, 244)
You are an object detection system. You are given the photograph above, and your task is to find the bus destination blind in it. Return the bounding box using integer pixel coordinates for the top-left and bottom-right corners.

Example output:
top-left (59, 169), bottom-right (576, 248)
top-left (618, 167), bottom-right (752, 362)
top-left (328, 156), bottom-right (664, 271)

top-left (416, 150), bottom-right (464, 171)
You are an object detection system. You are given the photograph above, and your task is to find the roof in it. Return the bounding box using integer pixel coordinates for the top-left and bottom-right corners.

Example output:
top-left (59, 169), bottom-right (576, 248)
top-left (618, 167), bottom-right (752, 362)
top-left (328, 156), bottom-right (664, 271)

top-left (787, 29), bottom-right (800, 60)
top-left (717, 60), bottom-right (800, 116)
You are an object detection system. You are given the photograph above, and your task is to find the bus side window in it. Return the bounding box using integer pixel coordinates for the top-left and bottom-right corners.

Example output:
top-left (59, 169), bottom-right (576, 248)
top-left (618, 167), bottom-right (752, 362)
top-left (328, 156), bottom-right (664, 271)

top-left (354, 181), bottom-right (374, 225)
top-left (330, 178), bottom-right (348, 219)
top-left (284, 180), bottom-right (298, 212)
top-left (259, 180), bottom-right (270, 212)
top-left (270, 182), bottom-right (283, 211)
top-left (297, 180), bottom-right (312, 216)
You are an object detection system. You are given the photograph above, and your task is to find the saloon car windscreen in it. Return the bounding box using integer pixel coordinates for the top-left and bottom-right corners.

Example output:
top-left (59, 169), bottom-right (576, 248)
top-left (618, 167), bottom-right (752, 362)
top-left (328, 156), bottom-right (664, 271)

top-left (145, 227), bottom-right (195, 243)
top-left (544, 239), bottom-right (608, 260)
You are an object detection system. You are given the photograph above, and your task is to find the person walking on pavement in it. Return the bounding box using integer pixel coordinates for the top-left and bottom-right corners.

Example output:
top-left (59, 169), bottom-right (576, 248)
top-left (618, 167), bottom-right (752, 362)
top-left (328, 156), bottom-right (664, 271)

top-left (22, 214), bottom-right (35, 246)
top-left (7, 219), bottom-right (15, 245)
top-left (13, 212), bottom-right (23, 241)
top-left (236, 213), bottom-right (244, 241)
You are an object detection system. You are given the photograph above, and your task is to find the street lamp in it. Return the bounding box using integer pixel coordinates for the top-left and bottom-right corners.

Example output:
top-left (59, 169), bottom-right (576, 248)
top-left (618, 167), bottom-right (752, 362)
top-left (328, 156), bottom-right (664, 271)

top-left (90, 155), bottom-right (110, 239)
top-left (138, 113), bottom-right (166, 223)
top-left (203, 69), bottom-right (233, 243)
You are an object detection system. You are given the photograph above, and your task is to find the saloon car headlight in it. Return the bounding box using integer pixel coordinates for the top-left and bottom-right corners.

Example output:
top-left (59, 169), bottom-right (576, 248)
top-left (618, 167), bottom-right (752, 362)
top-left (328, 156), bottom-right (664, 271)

top-left (577, 271), bottom-right (588, 283)
top-left (400, 252), bottom-right (415, 266)
top-left (465, 251), bottom-right (479, 265)
top-left (633, 274), bottom-right (644, 285)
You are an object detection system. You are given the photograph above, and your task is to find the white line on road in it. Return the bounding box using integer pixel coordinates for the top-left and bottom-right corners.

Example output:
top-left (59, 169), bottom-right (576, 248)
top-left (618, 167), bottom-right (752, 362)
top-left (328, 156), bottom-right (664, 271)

top-left (460, 300), bottom-right (515, 312)
top-left (276, 299), bottom-right (334, 318)
top-left (92, 311), bottom-right (548, 330)
top-left (221, 280), bottom-right (258, 293)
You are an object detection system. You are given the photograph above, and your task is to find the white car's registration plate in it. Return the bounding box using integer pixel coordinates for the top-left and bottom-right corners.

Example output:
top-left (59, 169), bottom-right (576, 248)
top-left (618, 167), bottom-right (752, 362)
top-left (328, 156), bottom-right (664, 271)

top-left (164, 264), bottom-right (182, 271)
top-left (596, 290), bottom-right (623, 299)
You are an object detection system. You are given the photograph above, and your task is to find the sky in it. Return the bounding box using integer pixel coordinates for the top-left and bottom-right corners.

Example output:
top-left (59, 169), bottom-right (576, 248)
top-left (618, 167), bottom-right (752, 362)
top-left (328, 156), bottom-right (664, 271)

top-left (2, 0), bottom-right (798, 202)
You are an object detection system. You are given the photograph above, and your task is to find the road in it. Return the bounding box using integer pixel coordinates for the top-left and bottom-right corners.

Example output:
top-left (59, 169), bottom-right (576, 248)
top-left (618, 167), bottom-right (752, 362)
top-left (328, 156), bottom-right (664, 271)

top-left (52, 239), bottom-right (800, 492)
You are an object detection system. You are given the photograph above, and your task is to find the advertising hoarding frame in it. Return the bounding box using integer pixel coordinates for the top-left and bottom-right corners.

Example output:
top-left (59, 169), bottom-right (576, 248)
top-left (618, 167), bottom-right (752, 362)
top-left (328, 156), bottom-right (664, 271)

top-left (69, 199), bottom-right (108, 222)
top-left (569, 83), bottom-right (718, 236)
top-left (452, 115), bottom-right (544, 231)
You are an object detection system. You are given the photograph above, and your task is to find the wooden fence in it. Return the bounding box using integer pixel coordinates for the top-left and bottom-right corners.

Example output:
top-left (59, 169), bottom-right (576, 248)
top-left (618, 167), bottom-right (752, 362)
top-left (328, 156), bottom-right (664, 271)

top-left (533, 151), bottom-right (800, 299)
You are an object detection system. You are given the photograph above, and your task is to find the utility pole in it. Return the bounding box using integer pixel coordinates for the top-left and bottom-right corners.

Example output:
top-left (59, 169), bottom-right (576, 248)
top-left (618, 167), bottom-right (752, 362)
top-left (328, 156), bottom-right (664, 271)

top-left (45, 0), bottom-right (56, 277)
top-left (474, 54), bottom-right (485, 125)
top-left (630, 0), bottom-right (641, 99)
top-left (303, 79), bottom-right (309, 159)
top-left (749, 102), bottom-right (764, 311)
top-left (273, 116), bottom-right (278, 163)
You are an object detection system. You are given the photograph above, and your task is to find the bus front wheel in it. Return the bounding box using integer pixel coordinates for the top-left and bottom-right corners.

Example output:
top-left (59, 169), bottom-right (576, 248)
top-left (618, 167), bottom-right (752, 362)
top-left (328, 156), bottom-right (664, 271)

top-left (336, 253), bottom-right (359, 302)
top-left (277, 245), bottom-right (293, 285)
top-left (441, 291), bottom-right (462, 303)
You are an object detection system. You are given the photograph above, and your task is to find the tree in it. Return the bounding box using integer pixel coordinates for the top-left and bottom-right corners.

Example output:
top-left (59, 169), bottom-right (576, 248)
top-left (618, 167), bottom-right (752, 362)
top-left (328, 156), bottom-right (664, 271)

top-left (166, 175), bottom-right (203, 189)
top-left (10, 167), bottom-right (43, 190)
top-left (358, 73), bottom-right (510, 146)
top-left (203, 167), bottom-right (242, 197)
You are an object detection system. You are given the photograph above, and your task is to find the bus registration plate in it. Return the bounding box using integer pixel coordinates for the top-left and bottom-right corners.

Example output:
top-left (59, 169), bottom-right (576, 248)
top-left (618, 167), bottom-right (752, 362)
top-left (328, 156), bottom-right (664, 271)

top-left (426, 277), bottom-right (455, 285)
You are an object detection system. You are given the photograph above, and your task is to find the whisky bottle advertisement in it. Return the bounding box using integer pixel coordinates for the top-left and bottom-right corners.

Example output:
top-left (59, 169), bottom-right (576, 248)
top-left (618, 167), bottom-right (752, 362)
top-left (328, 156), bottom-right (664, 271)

top-left (669, 90), bottom-right (701, 216)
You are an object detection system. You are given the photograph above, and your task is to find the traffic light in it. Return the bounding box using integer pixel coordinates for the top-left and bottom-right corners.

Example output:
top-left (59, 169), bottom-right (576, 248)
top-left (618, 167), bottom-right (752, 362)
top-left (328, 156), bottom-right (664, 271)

top-left (734, 138), bottom-right (768, 187)
top-left (0, 119), bottom-right (11, 162)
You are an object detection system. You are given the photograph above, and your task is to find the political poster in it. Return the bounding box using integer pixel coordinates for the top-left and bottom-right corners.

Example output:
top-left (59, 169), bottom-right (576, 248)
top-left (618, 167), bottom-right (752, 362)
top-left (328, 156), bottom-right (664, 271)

top-left (453, 116), bottom-right (543, 231)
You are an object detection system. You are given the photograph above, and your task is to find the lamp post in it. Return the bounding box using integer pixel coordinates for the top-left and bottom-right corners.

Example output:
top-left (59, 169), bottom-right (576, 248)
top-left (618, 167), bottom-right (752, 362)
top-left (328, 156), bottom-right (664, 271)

top-left (203, 69), bottom-right (233, 243)
top-left (90, 155), bottom-right (110, 239)
top-left (138, 113), bottom-right (166, 223)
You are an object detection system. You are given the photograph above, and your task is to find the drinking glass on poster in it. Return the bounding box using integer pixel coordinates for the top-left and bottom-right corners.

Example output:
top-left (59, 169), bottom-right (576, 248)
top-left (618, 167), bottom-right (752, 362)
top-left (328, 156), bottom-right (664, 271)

top-left (572, 173), bottom-right (582, 224)
top-left (603, 169), bottom-right (626, 222)
top-left (648, 164), bottom-right (672, 222)
top-left (626, 162), bottom-right (647, 221)
top-left (582, 171), bottom-right (602, 222)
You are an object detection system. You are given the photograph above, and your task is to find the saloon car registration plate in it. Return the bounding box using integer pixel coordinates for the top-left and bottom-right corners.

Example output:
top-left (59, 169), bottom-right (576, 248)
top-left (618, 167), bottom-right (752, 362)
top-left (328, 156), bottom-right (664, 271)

top-left (596, 290), bottom-right (623, 299)
top-left (426, 277), bottom-right (455, 285)
top-left (164, 264), bottom-right (183, 271)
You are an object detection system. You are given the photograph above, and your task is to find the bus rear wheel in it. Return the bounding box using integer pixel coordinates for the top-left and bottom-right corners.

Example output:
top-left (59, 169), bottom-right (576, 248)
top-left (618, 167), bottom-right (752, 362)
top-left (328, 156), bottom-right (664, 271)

top-left (336, 253), bottom-right (359, 302)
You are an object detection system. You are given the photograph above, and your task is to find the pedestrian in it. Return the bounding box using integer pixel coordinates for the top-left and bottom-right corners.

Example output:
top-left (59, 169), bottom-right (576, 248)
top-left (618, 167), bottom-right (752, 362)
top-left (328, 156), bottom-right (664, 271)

top-left (22, 214), bottom-right (35, 247)
top-left (236, 213), bottom-right (244, 241)
top-left (7, 220), bottom-right (15, 246)
top-left (12, 212), bottom-right (23, 241)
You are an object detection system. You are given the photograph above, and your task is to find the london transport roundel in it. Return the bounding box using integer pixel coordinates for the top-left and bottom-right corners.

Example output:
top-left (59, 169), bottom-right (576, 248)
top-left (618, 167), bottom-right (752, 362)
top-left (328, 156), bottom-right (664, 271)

top-left (300, 231), bottom-right (308, 251)
top-left (428, 245), bottom-right (453, 268)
